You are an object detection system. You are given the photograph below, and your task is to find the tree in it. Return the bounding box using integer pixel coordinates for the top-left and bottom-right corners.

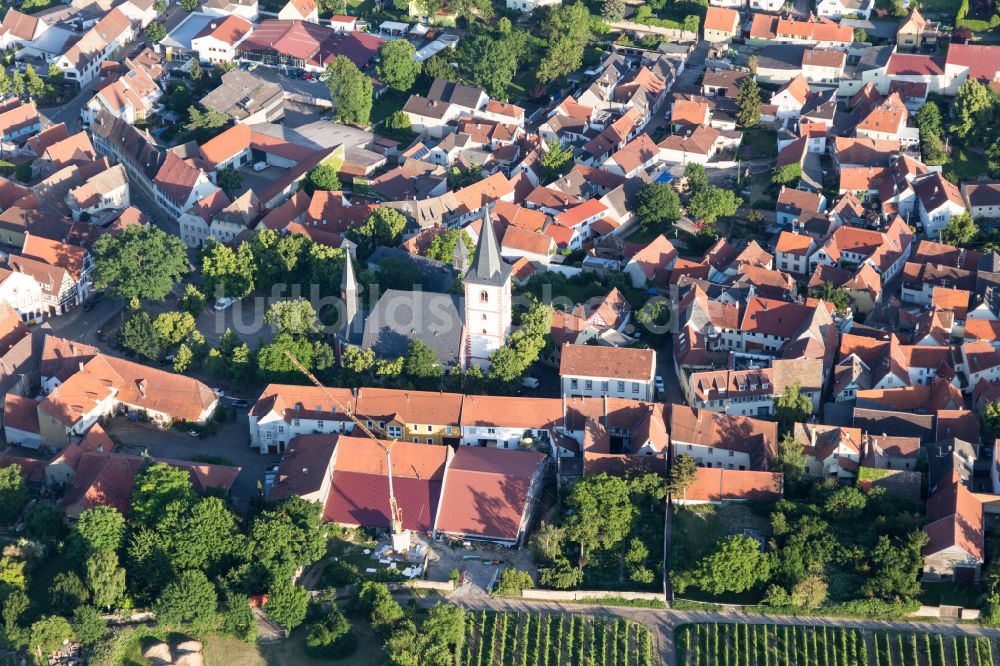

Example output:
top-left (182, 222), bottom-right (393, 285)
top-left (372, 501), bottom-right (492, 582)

top-left (257, 333), bottom-right (315, 378)
top-left (325, 56), bottom-right (372, 126)
top-left (157, 570), bottom-right (218, 633)
top-left (684, 163), bottom-right (709, 192)
top-left (23, 501), bottom-right (64, 547)
top-left (71, 606), bottom-right (105, 646)
top-left (775, 381), bottom-right (812, 435)
top-left (538, 37), bottom-right (585, 85)
top-left (813, 281), bottom-right (851, 314)
top-left (985, 398), bottom-right (1000, 436)
top-left (9, 71), bottom-right (24, 99)
top-left (86, 551), bottom-right (126, 610)
top-left (265, 580), bottom-right (309, 632)
top-left (157, 496), bottom-right (247, 577)
top-left (250, 498), bottom-right (327, 585)
top-left (563, 474), bottom-right (635, 567)
top-left (853, 27), bottom-right (868, 42)
top-left (538, 557), bottom-right (584, 588)
top-left (29, 616), bottom-right (73, 662)
top-left (775, 432), bottom-right (807, 483)
top-left (735, 77), bottom-right (761, 128)
top-left (861, 531), bottom-right (928, 601)
top-left (131, 462), bottom-right (194, 528)
top-left (201, 238), bottom-right (255, 298)
top-left (306, 158), bottom-right (342, 193)
top-left (179, 284), bottom-right (207, 316)
top-left (145, 21), bottom-right (166, 42)
top-left (540, 142), bottom-right (574, 181)
top-left (667, 454), bottom-right (697, 499)
top-left (120, 311), bottom-right (162, 360)
top-left (216, 166), bottom-right (242, 197)
top-left (686, 534), bottom-right (771, 595)
top-left (771, 163), bottom-right (802, 186)
top-left (687, 186), bottom-right (741, 224)
top-left (790, 574), bottom-right (828, 609)
top-left (72, 506), bottom-right (126, 556)
top-left (940, 212), bottom-right (978, 247)
top-left (181, 0), bottom-right (199, 10)
top-left (49, 572), bottom-right (90, 615)
top-left (463, 36), bottom-right (517, 99)
top-left (426, 228), bottom-right (474, 266)
top-left (46, 64), bottom-right (63, 90)
top-left (221, 591), bottom-right (257, 642)
top-left (530, 521), bottom-right (565, 562)
top-left (348, 208), bottom-right (407, 259)
top-left (153, 311), bottom-right (197, 346)
top-left (0, 69), bottom-right (10, 98)
top-left (23, 65), bottom-right (44, 100)
top-left (635, 182), bottom-right (681, 231)
top-left (602, 0), bottom-right (625, 20)
top-left (173, 344), bottom-right (194, 373)
top-left (93, 225), bottom-right (189, 302)
top-left (357, 581), bottom-right (404, 635)
top-left (824, 486), bottom-right (867, 521)
top-left (184, 106), bottom-right (231, 142)
top-left (386, 110), bottom-right (411, 132)
top-left (0, 466), bottom-right (27, 525)
top-left (496, 568), bottom-right (534, 595)
top-left (264, 299), bottom-right (319, 337)
top-left (378, 40), bottom-right (420, 92)
top-left (951, 79), bottom-right (993, 141)
top-left (422, 54), bottom-right (453, 81)
top-left (404, 338), bottom-right (441, 378)
top-left (306, 608), bottom-right (356, 658)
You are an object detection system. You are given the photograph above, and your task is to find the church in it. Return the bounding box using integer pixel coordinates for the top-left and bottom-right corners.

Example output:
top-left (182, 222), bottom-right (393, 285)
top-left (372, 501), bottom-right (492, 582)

top-left (338, 209), bottom-right (513, 370)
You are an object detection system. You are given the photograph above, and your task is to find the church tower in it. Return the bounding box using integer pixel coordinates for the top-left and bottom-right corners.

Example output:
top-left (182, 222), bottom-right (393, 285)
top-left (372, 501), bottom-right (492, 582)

top-left (339, 249), bottom-right (360, 346)
top-left (464, 208), bottom-right (512, 369)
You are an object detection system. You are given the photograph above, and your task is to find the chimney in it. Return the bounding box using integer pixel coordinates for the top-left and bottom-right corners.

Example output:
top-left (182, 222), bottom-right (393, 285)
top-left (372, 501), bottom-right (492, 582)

top-left (137, 379), bottom-right (146, 397)
top-left (78, 361), bottom-right (85, 373)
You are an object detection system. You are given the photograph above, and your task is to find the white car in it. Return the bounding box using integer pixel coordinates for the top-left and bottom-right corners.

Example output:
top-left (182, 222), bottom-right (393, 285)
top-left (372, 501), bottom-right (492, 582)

top-left (213, 297), bottom-right (234, 311)
top-left (654, 375), bottom-right (665, 395)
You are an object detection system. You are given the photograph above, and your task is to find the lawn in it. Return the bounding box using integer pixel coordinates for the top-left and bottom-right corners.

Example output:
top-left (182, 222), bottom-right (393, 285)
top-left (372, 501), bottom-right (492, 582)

top-left (945, 145), bottom-right (990, 183)
top-left (371, 88), bottom-right (412, 127)
top-left (676, 624), bottom-right (999, 666)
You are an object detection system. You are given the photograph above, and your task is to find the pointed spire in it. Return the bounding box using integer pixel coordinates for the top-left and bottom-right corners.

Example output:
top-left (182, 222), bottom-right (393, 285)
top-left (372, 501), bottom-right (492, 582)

top-left (452, 229), bottom-right (470, 272)
top-left (465, 207), bottom-right (510, 286)
top-left (341, 249), bottom-right (358, 338)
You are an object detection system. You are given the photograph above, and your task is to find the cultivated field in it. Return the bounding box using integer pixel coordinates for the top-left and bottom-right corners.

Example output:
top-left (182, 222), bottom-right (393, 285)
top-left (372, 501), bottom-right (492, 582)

top-left (676, 623), bottom-right (1000, 665)
top-left (463, 611), bottom-right (655, 666)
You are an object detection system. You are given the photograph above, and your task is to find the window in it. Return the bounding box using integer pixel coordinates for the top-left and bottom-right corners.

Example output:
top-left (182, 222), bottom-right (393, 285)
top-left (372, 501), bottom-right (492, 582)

top-left (265, 431), bottom-right (273, 439)
top-left (388, 425), bottom-right (402, 438)
top-left (618, 381), bottom-right (625, 392)
top-left (585, 380), bottom-right (593, 390)
top-left (445, 426), bottom-right (453, 435)
top-left (601, 381), bottom-right (608, 392)
top-left (277, 426), bottom-right (284, 434)
top-left (632, 382), bottom-right (639, 393)
top-left (482, 313), bottom-right (487, 320)
top-left (571, 378), bottom-right (578, 390)
top-left (487, 427), bottom-right (496, 434)
top-left (686, 444), bottom-right (692, 451)
top-left (412, 437), bottom-right (419, 442)
top-left (480, 290), bottom-right (489, 303)
top-left (293, 419), bottom-right (300, 427)
top-left (317, 421), bottom-right (324, 429)
top-left (426, 438), bottom-right (433, 444)
top-left (729, 450), bottom-right (734, 457)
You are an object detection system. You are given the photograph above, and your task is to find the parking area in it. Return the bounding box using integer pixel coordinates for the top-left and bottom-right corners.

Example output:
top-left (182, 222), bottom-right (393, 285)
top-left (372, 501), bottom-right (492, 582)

top-left (106, 417), bottom-right (278, 514)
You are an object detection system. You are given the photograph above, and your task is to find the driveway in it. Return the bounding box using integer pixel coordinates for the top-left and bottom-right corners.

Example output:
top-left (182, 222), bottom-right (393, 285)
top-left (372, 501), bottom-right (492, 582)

top-left (106, 417), bottom-right (279, 514)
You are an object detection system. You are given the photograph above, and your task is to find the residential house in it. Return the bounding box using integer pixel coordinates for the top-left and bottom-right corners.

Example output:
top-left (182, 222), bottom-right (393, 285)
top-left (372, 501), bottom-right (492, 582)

top-left (963, 182), bottom-right (1000, 220)
top-left (559, 344), bottom-right (656, 401)
top-left (669, 404), bottom-right (778, 471)
top-left (703, 7), bottom-right (740, 43)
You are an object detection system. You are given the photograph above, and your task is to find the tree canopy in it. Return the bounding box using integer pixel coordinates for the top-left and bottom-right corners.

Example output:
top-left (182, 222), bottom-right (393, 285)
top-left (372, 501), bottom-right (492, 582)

top-left (325, 56), bottom-right (372, 126)
top-left (377, 40), bottom-right (421, 92)
top-left (93, 225), bottom-right (189, 302)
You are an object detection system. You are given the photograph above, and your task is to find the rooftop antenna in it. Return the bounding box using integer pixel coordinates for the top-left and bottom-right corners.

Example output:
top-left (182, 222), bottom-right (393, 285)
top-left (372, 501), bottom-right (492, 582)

top-left (283, 351), bottom-right (410, 552)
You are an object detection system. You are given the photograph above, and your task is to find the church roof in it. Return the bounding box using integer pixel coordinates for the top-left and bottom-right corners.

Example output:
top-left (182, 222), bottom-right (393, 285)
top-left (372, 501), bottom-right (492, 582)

top-left (465, 208), bottom-right (512, 287)
top-left (361, 290), bottom-right (465, 365)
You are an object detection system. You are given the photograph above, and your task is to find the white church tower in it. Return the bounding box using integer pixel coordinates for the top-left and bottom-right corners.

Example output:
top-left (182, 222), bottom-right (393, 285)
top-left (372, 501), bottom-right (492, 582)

top-left (464, 209), bottom-right (512, 369)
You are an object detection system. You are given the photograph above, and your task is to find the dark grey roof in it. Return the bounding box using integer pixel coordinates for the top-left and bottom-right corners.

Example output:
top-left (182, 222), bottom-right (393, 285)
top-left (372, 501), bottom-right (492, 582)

top-left (464, 208), bottom-right (512, 287)
top-left (981, 251), bottom-right (1000, 273)
top-left (201, 70), bottom-right (284, 121)
top-left (361, 289), bottom-right (464, 365)
top-left (91, 110), bottom-right (165, 181)
top-left (427, 78), bottom-right (485, 109)
top-left (855, 44), bottom-right (894, 72)
top-left (802, 89), bottom-right (837, 121)
top-left (925, 438), bottom-right (976, 495)
top-left (366, 246), bottom-right (456, 293)
top-left (756, 44), bottom-right (807, 71)
top-left (853, 407), bottom-right (936, 443)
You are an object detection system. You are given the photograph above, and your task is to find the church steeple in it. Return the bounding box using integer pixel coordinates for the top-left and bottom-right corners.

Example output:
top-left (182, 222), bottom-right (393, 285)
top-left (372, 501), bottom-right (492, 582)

top-left (341, 249), bottom-right (358, 338)
top-left (465, 207), bottom-right (511, 286)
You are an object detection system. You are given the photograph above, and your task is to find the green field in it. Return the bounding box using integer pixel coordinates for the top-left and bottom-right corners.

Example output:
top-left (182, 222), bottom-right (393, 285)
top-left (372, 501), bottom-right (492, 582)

top-left (676, 623), bottom-right (999, 666)
top-left (464, 611), bottom-right (655, 666)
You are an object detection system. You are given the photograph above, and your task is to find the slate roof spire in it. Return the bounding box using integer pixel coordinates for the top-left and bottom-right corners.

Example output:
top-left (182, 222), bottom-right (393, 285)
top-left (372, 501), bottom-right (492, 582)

top-left (465, 207), bottom-right (511, 287)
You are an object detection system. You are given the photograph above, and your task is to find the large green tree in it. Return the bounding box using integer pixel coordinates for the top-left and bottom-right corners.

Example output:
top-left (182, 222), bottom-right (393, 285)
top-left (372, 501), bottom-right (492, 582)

top-left (93, 225), bottom-right (189, 302)
top-left (0, 466), bottom-right (27, 526)
top-left (667, 453), bottom-right (698, 499)
top-left (635, 182), bottom-right (681, 231)
top-left (377, 40), bottom-right (421, 92)
top-left (686, 534), bottom-right (772, 595)
top-left (348, 208), bottom-right (407, 259)
top-left (86, 551), bottom-right (126, 611)
top-left (156, 570), bottom-right (218, 633)
top-left (264, 580), bottom-right (310, 632)
top-left (940, 212), bottom-right (978, 247)
top-left (201, 238), bottom-right (255, 298)
top-left (563, 473), bottom-right (635, 568)
top-left (687, 186), bottom-right (741, 224)
top-left (775, 381), bottom-right (812, 435)
top-left (120, 311), bottom-right (162, 360)
top-left (131, 462), bottom-right (195, 528)
top-left (264, 298), bottom-right (319, 337)
top-left (325, 56), bottom-right (373, 126)
top-left (463, 36), bottom-right (517, 99)
top-left (951, 79), bottom-right (994, 142)
top-left (69, 506), bottom-right (126, 558)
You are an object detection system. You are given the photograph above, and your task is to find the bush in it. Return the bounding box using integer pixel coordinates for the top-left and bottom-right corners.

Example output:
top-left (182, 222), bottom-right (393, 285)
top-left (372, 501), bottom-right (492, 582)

top-left (322, 560), bottom-right (362, 587)
top-left (495, 568), bottom-right (534, 596)
top-left (305, 608), bottom-right (357, 658)
top-left (71, 606), bottom-right (106, 646)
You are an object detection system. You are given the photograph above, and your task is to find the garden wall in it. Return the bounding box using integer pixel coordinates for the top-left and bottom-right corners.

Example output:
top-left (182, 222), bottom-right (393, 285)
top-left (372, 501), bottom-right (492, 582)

top-left (606, 20), bottom-right (698, 42)
top-left (521, 589), bottom-right (664, 602)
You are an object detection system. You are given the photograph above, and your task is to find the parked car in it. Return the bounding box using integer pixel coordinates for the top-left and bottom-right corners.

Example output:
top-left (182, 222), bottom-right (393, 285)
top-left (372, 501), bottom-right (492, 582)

top-left (229, 399), bottom-right (250, 409)
top-left (81, 293), bottom-right (102, 312)
top-left (213, 297), bottom-right (234, 311)
top-left (253, 161), bottom-right (268, 172)
top-left (654, 375), bottom-right (665, 395)
top-left (521, 375), bottom-right (540, 389)
top-left (187, 430), bottom-right (200, 437)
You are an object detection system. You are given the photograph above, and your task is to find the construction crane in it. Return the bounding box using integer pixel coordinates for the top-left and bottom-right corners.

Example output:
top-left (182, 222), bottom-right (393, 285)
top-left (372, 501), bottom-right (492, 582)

top-left (283, 351), bottom-right (410, 552)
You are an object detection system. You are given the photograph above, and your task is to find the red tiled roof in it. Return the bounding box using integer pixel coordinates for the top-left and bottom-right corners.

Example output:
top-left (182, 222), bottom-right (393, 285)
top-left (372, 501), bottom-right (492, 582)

top-left (682, 467), bottom-right (783, 502)
top-left (559, 344), bottom-right (654, 381)
top-left (435, 447), bottom-right (544, 541)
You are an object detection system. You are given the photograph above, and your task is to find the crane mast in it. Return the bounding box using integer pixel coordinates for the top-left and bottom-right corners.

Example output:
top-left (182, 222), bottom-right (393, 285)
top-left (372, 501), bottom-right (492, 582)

top-left (283, 351), bottom-right (411, 552)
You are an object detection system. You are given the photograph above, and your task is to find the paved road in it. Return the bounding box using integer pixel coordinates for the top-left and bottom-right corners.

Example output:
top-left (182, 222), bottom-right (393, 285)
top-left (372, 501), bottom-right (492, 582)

top-left (408, 594), bottom-right (1000, 666)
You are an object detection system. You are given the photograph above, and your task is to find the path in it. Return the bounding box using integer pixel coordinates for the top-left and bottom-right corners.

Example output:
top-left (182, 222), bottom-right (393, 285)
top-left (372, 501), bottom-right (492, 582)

top-left (408, 594), bottom-right (1000, 666)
